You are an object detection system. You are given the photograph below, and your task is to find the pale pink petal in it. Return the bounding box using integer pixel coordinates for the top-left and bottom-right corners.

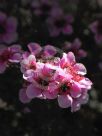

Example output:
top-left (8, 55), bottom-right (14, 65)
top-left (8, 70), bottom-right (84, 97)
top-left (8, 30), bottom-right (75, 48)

top-left (58, 95), bottom-right (73, 108)
top-left (9, 53), bottom-right (21, 63)
top-left (44, 45), bottom-right (57, 57)
top-left (28, 43), bottom-right (42, 55)
top-left (23, 69), bottom-right (34, 81)
top-left (79, 78), bottom-right (93, 90)
top-left (71, 100), bottom-right (81, 112)
top-left (67, 52), bottom-right (76, 65)
top-left (43, 90), bottom-right (58, 99)
top-left (70, 82), bottom-right (81, 98)
top-left (73, 63), bottom-right (87, 75)
top-left (78, 93), bottom-right (89, 104)
top-left (26, 84), bottom-right (42, 99)
top-left (19, 88), bottom-right (31, 103)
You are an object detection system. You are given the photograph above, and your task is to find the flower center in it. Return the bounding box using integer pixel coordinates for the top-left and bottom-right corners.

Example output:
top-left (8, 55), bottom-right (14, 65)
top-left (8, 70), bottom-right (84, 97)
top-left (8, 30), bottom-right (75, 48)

top-left (0, 24), bottom-right (6, 34)
top-left (38, 78), bottom-right (49, 86)
top-left (59, 83), bottom-right (70, 94)
top-left (29, 61), bottom-right (36, 70)
top-left (55, 19), bottom-right (66, 28)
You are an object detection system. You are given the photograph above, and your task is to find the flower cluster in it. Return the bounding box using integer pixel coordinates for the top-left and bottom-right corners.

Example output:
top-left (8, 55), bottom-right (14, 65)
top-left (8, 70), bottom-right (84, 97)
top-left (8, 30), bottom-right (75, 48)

top-left (17, 43), bottom-right (92, 112)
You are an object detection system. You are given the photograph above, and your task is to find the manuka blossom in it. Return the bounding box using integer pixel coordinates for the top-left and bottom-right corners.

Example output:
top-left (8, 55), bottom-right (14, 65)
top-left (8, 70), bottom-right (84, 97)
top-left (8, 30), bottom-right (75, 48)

top-left (0, 12), bottom-right (18, 44)
top-left (89, 20), bottom-right (102, 44)
top-left (20, 49), bottom-right (92, 112)
top-left (31, 0), bottom-right (59, 18)
top-left (47, 13), bottom-right (74, 37)
top-left (49, 52), bottom-right (92, 111)
top-left (0, 45), bottom-right (22, 73)
top-left (63, 38), bottom-right (87, 59)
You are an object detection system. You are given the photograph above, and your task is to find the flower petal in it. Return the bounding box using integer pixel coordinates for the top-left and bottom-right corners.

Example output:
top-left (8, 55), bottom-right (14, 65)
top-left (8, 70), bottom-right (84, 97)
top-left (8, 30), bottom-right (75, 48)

top-left (58, 95), bottom-right (72, 108)
top-left (28, 43), bottom-right (42, 55)
top-left (70, 82), bottom-right (81, 98)
top-left (67, 52), bottom-right (76, 65)
top-left (26, 84), bottom-right (42, 99)
top-left (73, 63), bottom-right (87, 75)
top-left (71, 100), bottom-right (81, 112)
top-left (9, 53), bottom-right (21, 63)
top-left (43, 45), bottom-right (57, 57)
top-left (19, 88), bottom-right (31, 103)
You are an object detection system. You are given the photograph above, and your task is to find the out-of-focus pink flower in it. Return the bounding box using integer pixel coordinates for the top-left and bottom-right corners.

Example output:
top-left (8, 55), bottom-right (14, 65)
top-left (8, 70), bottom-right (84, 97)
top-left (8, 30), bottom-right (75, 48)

top-left (0, 12), bottom-right (18, 44)
top-left (0, 45), bottom-right (22, 73)
top-left (31, 0), bottom-right (59, 18)
top-left (27, 42), bottom-right (57, 58)
top-left (47, 13), bottom-right (74, 37)
top-left (89, 20), bottom-right (102, 44)
top-left (19, 87), bottom-right (31, 104)
top-left (63, 38), bottom-right (87, 59)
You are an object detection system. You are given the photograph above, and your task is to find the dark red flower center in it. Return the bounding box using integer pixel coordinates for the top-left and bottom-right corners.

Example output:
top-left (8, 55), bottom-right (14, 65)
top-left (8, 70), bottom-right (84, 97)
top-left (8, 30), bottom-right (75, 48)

top-left (29, 61), bottom-right (36, 70)
top-left (59, 83), bottom-right (70, 94)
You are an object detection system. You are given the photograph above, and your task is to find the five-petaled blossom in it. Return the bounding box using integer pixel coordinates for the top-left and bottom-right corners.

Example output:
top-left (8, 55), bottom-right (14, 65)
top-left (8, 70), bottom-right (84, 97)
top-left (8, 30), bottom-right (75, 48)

top-left (47, 12), bottom-right (74, 37)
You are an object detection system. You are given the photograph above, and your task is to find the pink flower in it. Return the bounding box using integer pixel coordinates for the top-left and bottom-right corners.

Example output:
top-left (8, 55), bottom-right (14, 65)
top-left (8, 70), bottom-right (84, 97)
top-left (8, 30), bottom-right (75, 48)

top-left (59, 52), bottom-right (87, 75)
top-left (0, 45), bottom-right (22, 73)
top-left (63, 38), bottom-right (87, 59)
top-left (0, 12), bottom-right (18, 44)
top-left (24, 63), bottom-right (58, 99)
top-left (47, 13), bottom-right (74, 37)
top-left (48, 52), bottom-right (92, 110)
top-left (31, 0), bottom-right (59, 18)
top-left (89, 20), bottom-right (102, 44)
